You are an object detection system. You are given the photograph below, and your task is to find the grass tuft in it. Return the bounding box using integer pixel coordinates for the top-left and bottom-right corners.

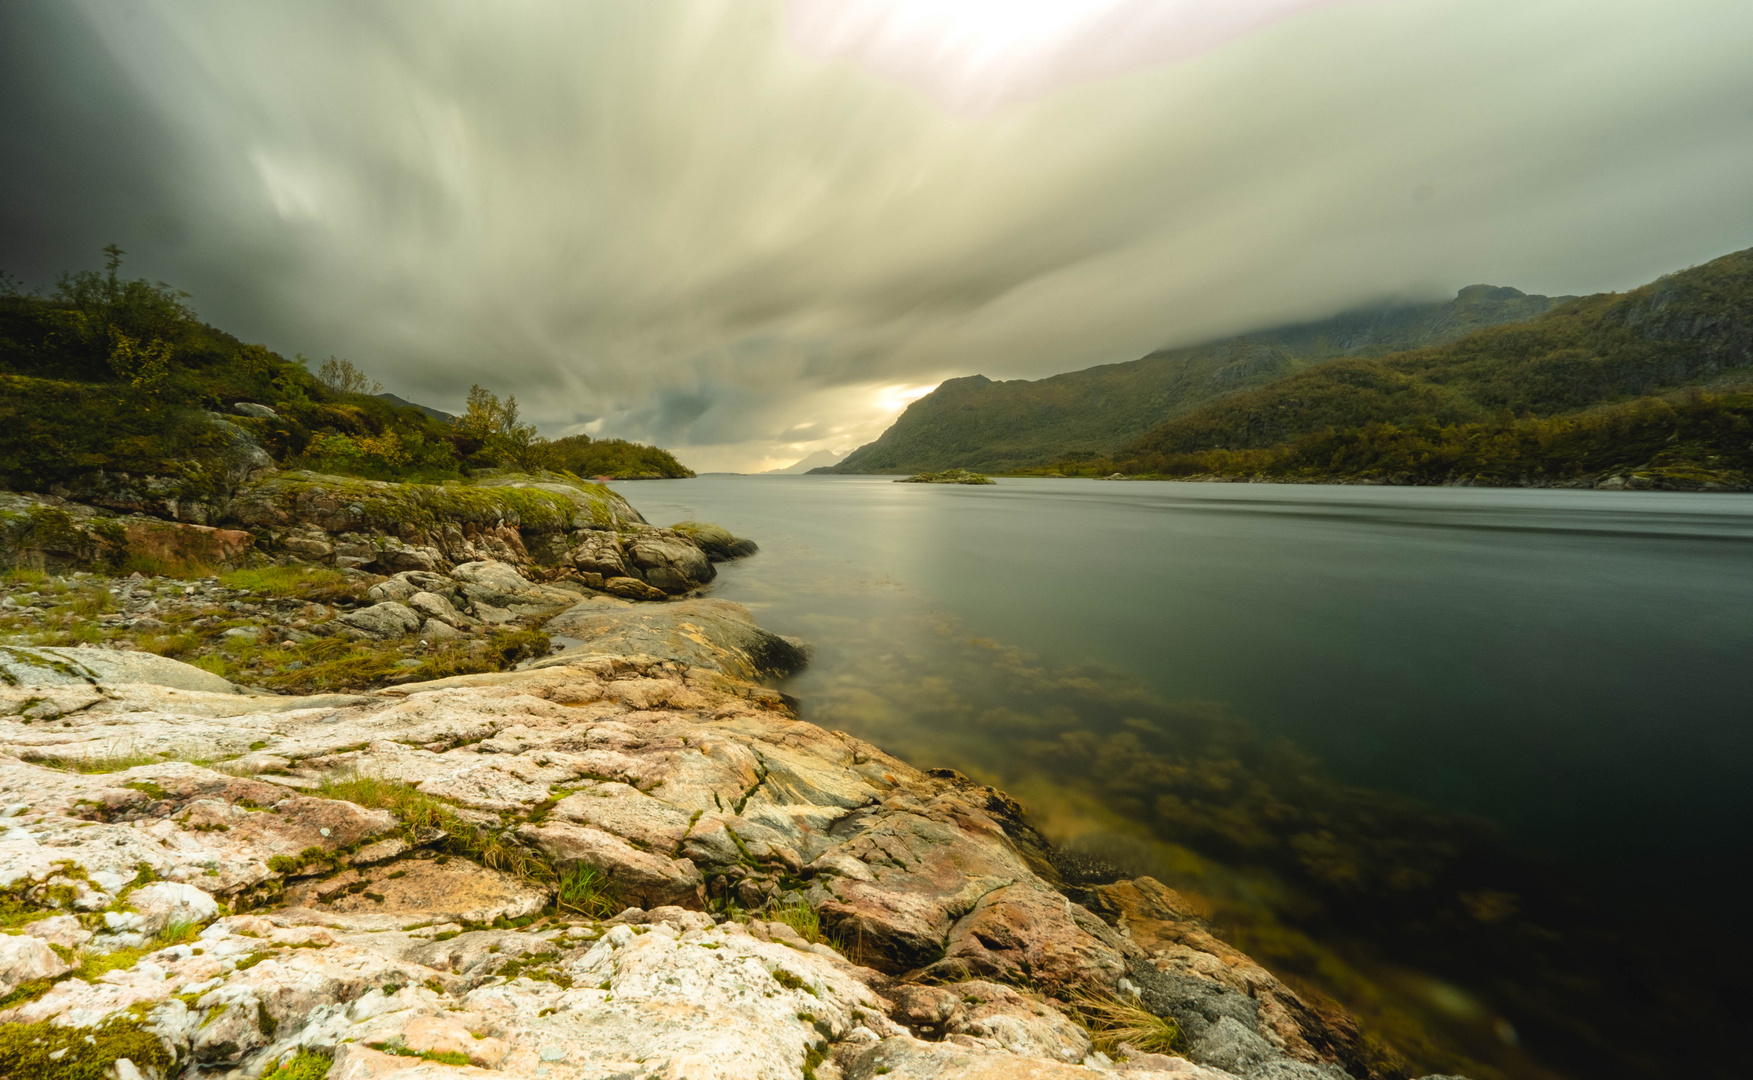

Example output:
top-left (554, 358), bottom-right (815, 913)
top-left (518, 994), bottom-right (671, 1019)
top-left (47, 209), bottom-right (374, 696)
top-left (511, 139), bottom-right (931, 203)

top-left (1070, 989), bottom-right (1184, 1055)
top-left (768, 897), bottom-right (823, 943)
top-left (314, 771), bottom-right (552, 882)
top-left (556, 863), bottom-right (616, 917)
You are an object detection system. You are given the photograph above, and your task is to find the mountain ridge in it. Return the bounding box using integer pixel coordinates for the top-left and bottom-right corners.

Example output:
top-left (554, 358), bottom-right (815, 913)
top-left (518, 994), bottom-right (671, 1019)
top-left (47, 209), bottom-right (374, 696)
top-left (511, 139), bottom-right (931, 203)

top-left (815, 284), bottom-right (1571, 474)
top-left (1042, 246), bottom-right (1753, 488)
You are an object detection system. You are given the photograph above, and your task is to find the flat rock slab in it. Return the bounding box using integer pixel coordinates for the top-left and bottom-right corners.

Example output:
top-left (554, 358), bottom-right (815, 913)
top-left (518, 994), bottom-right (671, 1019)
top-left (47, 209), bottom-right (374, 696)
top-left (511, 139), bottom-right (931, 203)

top-left (843, 1036), bottom-right (1239, 1079)
top-left (0, 645), bottom-right (238, 694)
top-left (282, 857), bottom-right (550, 927)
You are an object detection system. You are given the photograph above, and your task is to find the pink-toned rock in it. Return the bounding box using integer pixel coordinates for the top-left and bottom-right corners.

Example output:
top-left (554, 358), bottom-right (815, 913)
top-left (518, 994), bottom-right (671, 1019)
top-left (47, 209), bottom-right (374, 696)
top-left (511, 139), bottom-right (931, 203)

top-left (545, 783), bottom-right (696, 851)
top-left (517, 821), bottom-right (704, 909)
top-left (0, 933), bottom-right (72, 996)
top-left (124, 519), bottom-right (253, 570)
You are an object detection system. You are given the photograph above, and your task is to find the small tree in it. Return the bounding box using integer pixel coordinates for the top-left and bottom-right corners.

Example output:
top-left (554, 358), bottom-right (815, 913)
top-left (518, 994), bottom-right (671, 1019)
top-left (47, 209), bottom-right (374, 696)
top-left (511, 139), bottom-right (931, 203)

top-left (50, 244), bottom-right (195, 393)
top-left (459, 384), bottom-right (541, 468)
top-left (314, 355), bottom-right (383, 396)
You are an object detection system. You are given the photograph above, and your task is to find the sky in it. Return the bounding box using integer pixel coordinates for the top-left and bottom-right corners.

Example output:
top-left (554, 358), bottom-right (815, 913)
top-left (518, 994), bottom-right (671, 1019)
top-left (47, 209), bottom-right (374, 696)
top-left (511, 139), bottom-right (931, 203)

top-left (2, 0), bottom-right (1751, 472)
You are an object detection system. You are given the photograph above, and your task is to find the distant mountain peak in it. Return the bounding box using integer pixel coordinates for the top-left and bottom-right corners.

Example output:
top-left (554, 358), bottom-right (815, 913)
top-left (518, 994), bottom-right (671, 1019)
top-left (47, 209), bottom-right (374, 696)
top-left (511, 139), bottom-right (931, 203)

top-left (767, 448), bottom-right (846, 474)
top-left (1456, 284), bottom-right (1528, 303)
top-left (375, 393), bottom-right (456, 424)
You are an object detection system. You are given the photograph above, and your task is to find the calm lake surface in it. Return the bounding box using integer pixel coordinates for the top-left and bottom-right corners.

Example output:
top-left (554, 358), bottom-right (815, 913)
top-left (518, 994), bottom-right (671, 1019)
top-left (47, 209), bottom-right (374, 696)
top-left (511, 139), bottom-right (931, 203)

top-left (620, 476), bottom-right (1753, 879)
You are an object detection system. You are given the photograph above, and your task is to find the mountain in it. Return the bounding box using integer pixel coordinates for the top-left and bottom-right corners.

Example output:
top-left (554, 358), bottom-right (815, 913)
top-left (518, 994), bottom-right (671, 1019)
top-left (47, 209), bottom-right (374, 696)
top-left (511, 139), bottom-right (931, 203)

top-left (815, 285), bottom-right (1569, 474)
top-left (1059, 246), bottom-right (1753, 488)
top-left (764, 449), bottom-right (845, 474)
top-left (375, 392), bottom-right (456, 424)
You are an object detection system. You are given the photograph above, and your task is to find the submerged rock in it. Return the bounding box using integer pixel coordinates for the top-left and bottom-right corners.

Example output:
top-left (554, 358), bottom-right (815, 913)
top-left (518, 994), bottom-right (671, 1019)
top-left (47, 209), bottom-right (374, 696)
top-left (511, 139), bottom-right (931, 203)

top-left (672, 520), bottom-right (759, 560)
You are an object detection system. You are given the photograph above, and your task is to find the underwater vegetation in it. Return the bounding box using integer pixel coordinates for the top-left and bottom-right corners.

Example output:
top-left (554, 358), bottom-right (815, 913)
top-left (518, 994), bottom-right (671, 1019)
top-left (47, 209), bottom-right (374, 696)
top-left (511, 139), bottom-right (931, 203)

top-left (792, 613), bottom-right (1747, 1080)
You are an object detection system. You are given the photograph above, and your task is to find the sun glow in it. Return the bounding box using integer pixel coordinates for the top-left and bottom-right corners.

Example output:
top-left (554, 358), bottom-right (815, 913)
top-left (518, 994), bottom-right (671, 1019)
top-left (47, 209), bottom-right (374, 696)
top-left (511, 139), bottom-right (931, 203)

top-left (788, 0), bottom-right (1348, 110)
top-left (873, 381), bottom-right (940, 416)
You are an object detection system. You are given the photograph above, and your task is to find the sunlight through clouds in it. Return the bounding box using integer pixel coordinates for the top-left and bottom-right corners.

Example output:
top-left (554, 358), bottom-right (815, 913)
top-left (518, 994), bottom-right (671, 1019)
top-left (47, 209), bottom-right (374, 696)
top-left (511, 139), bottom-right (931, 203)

top-left (4, 0), bottom-right (1750, 471)
top-left (787, 0), bottom-right (1351, 111)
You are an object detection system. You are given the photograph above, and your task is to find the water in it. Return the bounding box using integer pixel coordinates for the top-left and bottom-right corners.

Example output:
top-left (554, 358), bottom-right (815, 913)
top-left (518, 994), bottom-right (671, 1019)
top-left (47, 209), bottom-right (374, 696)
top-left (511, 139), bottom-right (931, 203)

top-left (612, 476), bottom-right (1753, 1078)
top-left (621, 476), bottom-right (1753, 872)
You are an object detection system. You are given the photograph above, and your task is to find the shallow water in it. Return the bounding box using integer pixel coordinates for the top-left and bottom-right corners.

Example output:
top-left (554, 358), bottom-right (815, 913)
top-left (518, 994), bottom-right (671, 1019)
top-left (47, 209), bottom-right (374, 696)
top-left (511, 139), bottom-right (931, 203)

top-left (614, 476), bottom-right (1753, 1078)
top-left (621, 476), bottom-right (1753, 875)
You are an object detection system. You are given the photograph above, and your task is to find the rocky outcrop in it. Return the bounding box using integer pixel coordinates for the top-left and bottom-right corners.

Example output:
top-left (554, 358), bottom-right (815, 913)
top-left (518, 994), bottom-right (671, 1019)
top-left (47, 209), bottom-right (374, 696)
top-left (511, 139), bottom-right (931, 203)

top-left (215, 471), bottom-right (754, 594)
top-left (0, 491), bottom-right (254, 572)
top-left (43, 413), bottom-right (277, 526)
top-left (0, 620), bottom-right (1454, 1080)
top-left (5, 430), bottom-right (762, 602)
top-left (672, 520), bottom-right (760, 560)
top-left (541, 595), bottom-right (811, 680)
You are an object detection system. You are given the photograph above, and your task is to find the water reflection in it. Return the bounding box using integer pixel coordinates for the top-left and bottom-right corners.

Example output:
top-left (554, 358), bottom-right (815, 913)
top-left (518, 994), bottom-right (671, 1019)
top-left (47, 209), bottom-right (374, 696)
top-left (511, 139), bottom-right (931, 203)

top-left (620, 476), bottom-right (1753, 1080)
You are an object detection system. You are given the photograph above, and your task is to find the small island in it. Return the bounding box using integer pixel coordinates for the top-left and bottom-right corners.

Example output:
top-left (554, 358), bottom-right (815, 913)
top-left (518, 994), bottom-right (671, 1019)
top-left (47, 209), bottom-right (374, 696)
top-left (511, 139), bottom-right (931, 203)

top-left (895, 468), bottom-right (996, 484)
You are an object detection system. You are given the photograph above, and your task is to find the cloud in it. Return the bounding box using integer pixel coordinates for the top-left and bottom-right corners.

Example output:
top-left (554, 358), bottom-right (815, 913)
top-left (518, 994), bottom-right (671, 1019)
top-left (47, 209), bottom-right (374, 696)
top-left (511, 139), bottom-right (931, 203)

top-left (785, 0), bottom-right (1350, 112)
top-left (2, 0), bottom-right (1751, 471)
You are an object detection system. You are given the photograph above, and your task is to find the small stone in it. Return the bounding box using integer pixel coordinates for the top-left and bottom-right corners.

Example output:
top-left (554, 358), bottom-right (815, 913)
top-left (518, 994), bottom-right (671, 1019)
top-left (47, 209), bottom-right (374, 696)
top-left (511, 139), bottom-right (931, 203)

top-left (419, 618), bottom-right (464, 642)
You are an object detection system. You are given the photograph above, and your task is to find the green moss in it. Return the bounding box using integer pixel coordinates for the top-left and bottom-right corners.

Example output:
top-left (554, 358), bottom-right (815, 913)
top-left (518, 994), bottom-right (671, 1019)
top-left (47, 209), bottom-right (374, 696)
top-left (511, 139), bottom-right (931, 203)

top-left (263, 1049), bottom-right (334, 1080)
top-left (217, 566), bottom-right (349, 598)
top-left (267, 846), bottom-right (334, 877)
top-left (368, 1042), bottom-right (470, 1066)
top-left (0, 1011), bottom-right (174, 1080)
top-left (770, 969), bottom-right (815, 995)
top-left (256, 1000), bottom-right (279, 1038)
top-left (493, 955), bottom-right (570, 988)
top-left (243, 472), bottom-right (607, 536)
top-left (0, 976), bottom-right (58, 1010)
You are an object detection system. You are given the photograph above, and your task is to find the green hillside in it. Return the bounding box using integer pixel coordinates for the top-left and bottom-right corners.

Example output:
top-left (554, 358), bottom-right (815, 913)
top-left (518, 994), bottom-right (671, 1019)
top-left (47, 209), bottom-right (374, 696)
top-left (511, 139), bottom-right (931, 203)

top-left (531, 434), bottom-right (693, 479)
top-left (0, 249), bottom-right (691, 496)
top-left (818, 285), bottom-right (1568, 474)
top-left (1056, 247), bottom-right (1753, 488)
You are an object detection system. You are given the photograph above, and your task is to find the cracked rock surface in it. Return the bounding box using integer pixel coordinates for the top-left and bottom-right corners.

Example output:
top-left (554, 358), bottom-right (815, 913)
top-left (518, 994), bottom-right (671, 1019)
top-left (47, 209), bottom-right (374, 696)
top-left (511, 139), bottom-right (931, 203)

top-left (0, 637), bottom-right (1453, 1080)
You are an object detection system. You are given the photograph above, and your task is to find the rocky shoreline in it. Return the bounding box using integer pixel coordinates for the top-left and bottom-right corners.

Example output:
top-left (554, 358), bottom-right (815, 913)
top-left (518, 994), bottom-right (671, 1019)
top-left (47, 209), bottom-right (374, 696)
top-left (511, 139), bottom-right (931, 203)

top-left (0, 465), bottom-right (1465, 1080)
top-left (0, 624), bottom-right (1447, 1080)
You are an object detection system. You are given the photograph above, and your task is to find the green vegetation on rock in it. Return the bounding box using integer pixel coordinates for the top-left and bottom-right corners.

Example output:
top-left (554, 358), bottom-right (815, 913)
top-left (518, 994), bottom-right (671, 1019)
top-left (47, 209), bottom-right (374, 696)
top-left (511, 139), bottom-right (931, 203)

top-left (531, 434), bottom-right (694, 479)
top-left (0, 1010), bottom-right (174, 1080)
top-left (264, 1050), bottom-right (335, 1080)
top-left (0, 249), bottom-right (692, 495)
top-left (895, 469), bottom-right (995, 485)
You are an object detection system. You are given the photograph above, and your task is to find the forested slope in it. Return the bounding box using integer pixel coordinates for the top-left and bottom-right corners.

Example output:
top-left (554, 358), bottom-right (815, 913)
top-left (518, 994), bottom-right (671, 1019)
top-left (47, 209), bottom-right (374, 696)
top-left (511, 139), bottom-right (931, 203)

top-left (820, 284), bottom-right (1566, 474)
top-left (1050, 247), bottom-right (1753, 488)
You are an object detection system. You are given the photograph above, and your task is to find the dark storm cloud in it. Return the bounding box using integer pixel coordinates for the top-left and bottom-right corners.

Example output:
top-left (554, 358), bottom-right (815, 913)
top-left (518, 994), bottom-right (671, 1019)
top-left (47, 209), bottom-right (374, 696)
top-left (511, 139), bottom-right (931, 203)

top-left (3, 0), bottom-right (1752, 471)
